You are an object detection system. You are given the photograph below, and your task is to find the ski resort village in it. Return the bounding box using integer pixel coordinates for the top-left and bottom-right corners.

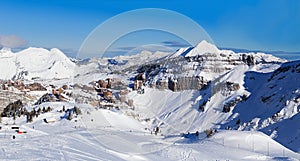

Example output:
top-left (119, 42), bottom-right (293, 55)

top-left (0, 40), bottom-right (299, 160)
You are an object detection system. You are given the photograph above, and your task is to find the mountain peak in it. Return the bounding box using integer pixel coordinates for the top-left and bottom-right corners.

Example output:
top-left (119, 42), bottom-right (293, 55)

top-left (0, 46), bottom-right (75, 80)
top-left (0, 47), bottom-right (13, 56)
top-left (195, 40), bottom-right (216, 48)
top-left (184, 40), bottom-right (219, 57)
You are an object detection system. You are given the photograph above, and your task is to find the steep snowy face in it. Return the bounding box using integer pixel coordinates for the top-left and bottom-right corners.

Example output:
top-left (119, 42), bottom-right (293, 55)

top-left (0, 48), bottom-right (17, 79)
top-left (216, 60), bottom-right (300, 152)
top-left (169, 47), bottom-right (192, 58)
top-left (184, 40), bottom-right (219, 57)
top-left (129, 59), bottom-right (300, 152)
top-left (0, 47), bottom-right (75, 80)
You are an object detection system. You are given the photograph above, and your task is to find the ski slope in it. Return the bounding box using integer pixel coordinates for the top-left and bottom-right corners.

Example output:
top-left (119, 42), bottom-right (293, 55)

top-left (0, 102), bottom-right (299, 161)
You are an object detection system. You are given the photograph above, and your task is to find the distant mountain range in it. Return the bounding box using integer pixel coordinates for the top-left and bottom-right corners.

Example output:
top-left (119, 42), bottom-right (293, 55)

top-left (220, 47), bottom-right (300, 60)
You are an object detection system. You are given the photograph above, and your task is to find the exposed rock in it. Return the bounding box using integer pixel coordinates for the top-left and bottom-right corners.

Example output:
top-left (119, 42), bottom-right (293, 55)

top-left (176, 76), bottom-right (206, 91)
top-left (222, 97), bottom-right (242, 113)
top-left (242, 54), bottom-right (255, 66)
top-left (133, 80), bottom-right (143, 90)
top-left (154, 76), bottom-right (208, 91)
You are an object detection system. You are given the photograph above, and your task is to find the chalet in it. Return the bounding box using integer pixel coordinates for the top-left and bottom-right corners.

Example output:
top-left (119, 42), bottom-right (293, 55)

top-left (120, 95), bottom-right (126, 103)
top-left (58, 93), bottom-right (70, 102)
top-left (98, 79), bottom-right (108, 88)
top-left (25, 82), bottom-right (47, 91)
top-left (106, 78), bottom-right (112, 88)
top-left (133, 80), bottom-right (143, 90)
top-left (103, 90), bottom-right (113, 100)
top-left (62, 84), bottom-right (68, 90)
top-left (1, 82), bottom-right (7, 90)
top-left (127, 99), bottom-right (134, 107)
top-left (58, 87), bottom-right (64, 94)
top-left (134, 73), bottom-right (146, 82)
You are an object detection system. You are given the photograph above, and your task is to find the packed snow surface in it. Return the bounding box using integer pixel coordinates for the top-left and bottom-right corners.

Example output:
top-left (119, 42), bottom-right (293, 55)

top-left (1, 102), bottom-right (299, 161)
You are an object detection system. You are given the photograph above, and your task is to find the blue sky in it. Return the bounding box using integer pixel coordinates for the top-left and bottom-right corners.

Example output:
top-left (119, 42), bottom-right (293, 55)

top-left (0, 0), bottom-right (299, 58)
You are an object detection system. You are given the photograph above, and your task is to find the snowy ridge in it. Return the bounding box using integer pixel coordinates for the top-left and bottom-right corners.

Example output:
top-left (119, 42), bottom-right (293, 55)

top-left (140, 41), bottom-right (286, 88)
top-left (0, 47), bottom-right (75, 80)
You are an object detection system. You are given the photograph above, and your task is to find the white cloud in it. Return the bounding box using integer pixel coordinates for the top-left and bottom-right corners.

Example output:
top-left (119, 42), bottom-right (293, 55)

top-left (0, 35), bottom-right (27, 48)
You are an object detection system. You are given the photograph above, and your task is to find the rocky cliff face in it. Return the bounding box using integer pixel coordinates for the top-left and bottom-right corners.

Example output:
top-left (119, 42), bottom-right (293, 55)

top-left (136, 41), bottom-right (285, 92)
top-left (168, 76), bottom-right (207, 91)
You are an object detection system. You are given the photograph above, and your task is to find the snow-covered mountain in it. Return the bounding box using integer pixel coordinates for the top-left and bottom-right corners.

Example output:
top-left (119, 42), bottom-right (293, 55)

top-left (129, 60), bottom-right (300, 150)
top-left (136, 41), bottom-right (286, 90)
top-left (123, 41), bottom-right (299, 152)
top-left (0, 47), bottom-right (75, 80)
top-left (70, 41), bottom-right (300, 153)
top-left (1, 41), bottom-right (300, 160)
top-left (183, 40), bottom-right (220, 57)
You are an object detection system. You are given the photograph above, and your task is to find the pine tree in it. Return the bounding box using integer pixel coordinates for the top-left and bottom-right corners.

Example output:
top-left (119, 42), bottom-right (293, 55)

top-left (29, 114), bottom-right (33, 122)
top-left (67, 112), bottom-right (72, 120)
top-left (74, 106), bottom-right (81, 115)
top-left (236, 119), bottom-right (241, 125)
top-left (37, 107), bottom-right (41, 114)
top-left (26, 113), bottom-right (30, 123)
top-left (154, 127), bottom-right (159, 135)
top-left (13, 113), bottom-right (16, 122)
top-left (47, 106), bottom-right (51, 112)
